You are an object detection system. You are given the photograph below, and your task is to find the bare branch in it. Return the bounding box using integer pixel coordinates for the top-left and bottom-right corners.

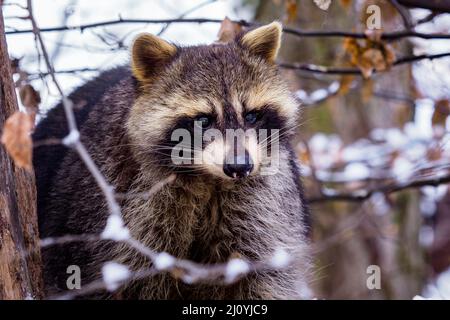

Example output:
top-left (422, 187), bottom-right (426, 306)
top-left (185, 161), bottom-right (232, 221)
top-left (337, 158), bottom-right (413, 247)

top-left (5, 17), bottom-right (450, 40)
top-left (307, 173), bottom-right (450, 204)
top-left (280, 52), bottom-right (450, 75)
top-left (398, 0), bottom-right (450, 13)
top-left (389, 0), bottom-right (413, 29)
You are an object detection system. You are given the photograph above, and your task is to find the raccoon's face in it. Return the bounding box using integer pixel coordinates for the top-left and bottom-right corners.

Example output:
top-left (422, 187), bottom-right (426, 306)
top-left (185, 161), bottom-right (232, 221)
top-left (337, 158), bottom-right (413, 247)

top-left (127, 22), bottom-right (299, 181)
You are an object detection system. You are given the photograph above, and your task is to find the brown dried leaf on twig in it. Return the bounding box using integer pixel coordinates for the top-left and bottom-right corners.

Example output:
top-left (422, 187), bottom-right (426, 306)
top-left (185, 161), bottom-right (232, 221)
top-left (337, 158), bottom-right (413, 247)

top-left (340, 0), bottom-right (351, 9)
top-left (343, 33), bottom-right (396, 79)
top-left (1, 111), bottom-right (34, 171)
top-left (432, 99), bottom-right (450, 128)
top-left (338, 75), bottom-right (355, 95)
top-left (19, 83), bottom-right (41, 112)
top-left (285, 0), bottom-right (298, 23)
top-left (216, 17), bottom-right (242, 43)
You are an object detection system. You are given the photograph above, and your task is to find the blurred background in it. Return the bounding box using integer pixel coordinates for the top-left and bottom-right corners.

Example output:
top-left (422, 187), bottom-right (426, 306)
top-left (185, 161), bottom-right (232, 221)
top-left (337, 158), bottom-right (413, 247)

top-left (3, 0), bottom-right (450, 299)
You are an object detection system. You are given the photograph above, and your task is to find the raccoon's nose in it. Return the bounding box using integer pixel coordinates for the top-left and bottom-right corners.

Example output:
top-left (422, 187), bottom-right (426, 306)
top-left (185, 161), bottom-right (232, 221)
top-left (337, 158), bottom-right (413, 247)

top-left (223, 153), bottom-right (254, 179)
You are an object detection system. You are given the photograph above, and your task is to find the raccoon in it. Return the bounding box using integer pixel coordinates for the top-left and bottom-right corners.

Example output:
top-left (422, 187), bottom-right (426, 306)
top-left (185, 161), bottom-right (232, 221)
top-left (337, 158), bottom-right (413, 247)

top-left (33, 22), bottom-right (310, 299)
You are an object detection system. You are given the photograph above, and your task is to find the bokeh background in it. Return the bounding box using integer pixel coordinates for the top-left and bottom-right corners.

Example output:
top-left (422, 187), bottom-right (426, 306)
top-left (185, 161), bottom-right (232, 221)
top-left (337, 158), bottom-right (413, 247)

top-left (3, 0), bottom-right (450, 299)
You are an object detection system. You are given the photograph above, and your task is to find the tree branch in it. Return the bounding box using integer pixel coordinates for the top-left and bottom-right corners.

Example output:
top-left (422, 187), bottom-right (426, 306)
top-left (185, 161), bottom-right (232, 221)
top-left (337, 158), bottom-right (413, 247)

top-left (307, 173), bottom-right (450, 204)
top-left (398, 0), bottom-right (450, 13)
top-left (389, 0), bottom-right (413, 29)
top-left (26, 51), bottom-right (450, 80)
top-left (279, 52), bottom-right (450, 75)
top-left (4, 17), bottom-right (450, 40)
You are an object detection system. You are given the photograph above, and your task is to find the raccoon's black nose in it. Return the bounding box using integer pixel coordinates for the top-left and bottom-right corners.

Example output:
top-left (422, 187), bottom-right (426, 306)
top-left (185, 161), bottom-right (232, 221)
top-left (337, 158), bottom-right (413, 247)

top-left (223, 153), bottom-right (254, 179)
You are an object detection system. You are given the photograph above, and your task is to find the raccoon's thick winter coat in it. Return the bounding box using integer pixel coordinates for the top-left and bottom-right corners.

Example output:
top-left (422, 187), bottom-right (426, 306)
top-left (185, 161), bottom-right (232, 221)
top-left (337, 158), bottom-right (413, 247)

top-left (34, 22), bottom-right (310, 299)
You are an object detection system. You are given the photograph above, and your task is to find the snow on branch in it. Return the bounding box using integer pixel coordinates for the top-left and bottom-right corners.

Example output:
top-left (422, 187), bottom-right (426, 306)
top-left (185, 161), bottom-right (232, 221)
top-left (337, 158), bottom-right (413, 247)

top-left (301, 122), bottom-right (450, 204)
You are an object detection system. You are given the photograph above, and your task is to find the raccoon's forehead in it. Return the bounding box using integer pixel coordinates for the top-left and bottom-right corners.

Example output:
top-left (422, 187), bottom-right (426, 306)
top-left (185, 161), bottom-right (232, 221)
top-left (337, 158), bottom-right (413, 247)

top-left (150, 44), bottom-right (295, 118)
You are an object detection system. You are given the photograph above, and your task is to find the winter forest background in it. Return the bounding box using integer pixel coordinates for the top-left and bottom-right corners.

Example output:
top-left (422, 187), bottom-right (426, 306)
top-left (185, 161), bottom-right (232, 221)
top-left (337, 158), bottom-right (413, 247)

top-left (1, 0), bottom-right (450, 299)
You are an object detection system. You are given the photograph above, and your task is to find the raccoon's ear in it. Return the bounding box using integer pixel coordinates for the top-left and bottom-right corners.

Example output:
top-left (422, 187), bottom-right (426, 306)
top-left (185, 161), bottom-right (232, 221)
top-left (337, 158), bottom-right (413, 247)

top-left (238, 22), bottom-right (282, 62)
top-left (131, 33), bottom-right (177, 82)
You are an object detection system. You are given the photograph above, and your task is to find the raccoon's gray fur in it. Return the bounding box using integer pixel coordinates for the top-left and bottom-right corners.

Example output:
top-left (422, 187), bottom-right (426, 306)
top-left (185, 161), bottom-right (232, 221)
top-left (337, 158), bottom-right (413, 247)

top-left (33, 22), bottom-right (310, 299)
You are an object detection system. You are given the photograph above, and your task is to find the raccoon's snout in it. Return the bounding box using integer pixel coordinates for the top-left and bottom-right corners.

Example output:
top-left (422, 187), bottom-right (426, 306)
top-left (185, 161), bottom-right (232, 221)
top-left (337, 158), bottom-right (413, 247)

top-left (223, 152), bottom-right (254, 179)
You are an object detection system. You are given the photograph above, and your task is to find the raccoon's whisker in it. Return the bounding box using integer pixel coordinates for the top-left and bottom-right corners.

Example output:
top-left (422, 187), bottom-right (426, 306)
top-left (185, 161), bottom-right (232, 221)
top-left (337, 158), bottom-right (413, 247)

top-left (258, 123), bottom-right (303, 147)
top-left (104, 143), bottom-right (204, 152)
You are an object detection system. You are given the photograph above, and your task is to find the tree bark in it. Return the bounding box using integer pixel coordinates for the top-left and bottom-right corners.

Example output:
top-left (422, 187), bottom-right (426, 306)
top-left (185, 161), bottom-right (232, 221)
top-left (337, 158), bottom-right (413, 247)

top-left (0, 6), bottom-right (43, 299)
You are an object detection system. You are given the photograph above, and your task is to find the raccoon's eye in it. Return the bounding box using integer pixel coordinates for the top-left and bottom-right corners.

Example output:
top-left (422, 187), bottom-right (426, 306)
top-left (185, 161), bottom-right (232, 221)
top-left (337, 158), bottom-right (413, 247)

top-left (194, 115), bottom-right (212, 129)
top-left (244, 111), bottom-right (258, 125)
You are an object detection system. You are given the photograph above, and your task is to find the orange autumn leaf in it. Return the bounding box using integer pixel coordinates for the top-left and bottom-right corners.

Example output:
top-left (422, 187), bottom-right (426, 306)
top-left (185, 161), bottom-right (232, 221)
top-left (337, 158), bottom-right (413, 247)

top-left (343, 33), bottom-right (396, 79)
top-left (360, 48), bottom-right (385, 77)
top-left (361, 78), bottom-right (374, 103)
top-left (285, 0), bottom-right (298, 23)
top-left (297, 145), bottom-right (311, 166)
top-left (340, 0), bottom-right (352, 9)
top-left (343, 38), bottom-right (361, 66)
top-left (383, 43), bottom-right (396, 66)
top-left (1, 111), bottom-right (34, 170)
top-left (338, 75), bottom-right (355, 95)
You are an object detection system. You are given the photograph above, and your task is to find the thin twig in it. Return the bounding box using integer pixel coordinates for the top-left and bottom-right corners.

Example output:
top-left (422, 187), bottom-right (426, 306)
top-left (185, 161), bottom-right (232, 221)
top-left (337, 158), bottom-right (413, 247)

top-left (280, 52), bottom-right (450, 75)
top-left (157, 0), bottom-right (217, 36)
top-left (25, 52), bottom-right (450, 81)
top-left (389, 0), bottom-right (413, 29)
top-left (308, 173), bottom-right (450, 203)
top-left (5, 17), bottom-right (450, 40)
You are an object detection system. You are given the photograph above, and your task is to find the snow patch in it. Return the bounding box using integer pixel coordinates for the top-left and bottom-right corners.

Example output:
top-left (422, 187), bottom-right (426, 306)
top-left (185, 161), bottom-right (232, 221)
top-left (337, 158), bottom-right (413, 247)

top-left (62, 130), bottom-right (80, 146)
top-left (270, 249), bottom-right (291, 269)
top-left (102, 262), bottom-right (130, 291)
top-left (153, 252), bottom-right (175, 270)
top-left (225, 259), bottom-right (249, 283)
top-left (101, 214), bottom-right (130, 241)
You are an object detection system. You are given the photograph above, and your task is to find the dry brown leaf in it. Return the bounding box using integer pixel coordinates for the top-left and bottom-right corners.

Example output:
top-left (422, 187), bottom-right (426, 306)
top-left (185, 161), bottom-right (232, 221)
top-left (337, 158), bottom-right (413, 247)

top-left (340, 0), bottom-right (352, 9)
top-left (1, 111), bottom-right (34, 170)
top-left (361, 78), bottom-right (374, 103)
top-left (338, 75), bottom-right (355, 95)
top-left (216, 17), bottom-right (242, 43)
top-left (432, 99), bottom-right (450, 128)
top-left (344, 35), bottom-right (396, 79)
top-left (10, 57), bottom-right (20, 74)
top-left (19, 84), bottom-right (41, 112)
top-left (427, 146), bottom-right (442, 161)
top-left (297, 144), bottom-right (310, 165)
top-left (363, 48), bottom-right (385, 70)
top-left (356, 48), bottom-right (381, 78)
top-left (285, 0), bottom-right (298, 23)
top-left (383, 44), bottom-right (396, 67)
top-left (343, 38), bottom-right (361, 66)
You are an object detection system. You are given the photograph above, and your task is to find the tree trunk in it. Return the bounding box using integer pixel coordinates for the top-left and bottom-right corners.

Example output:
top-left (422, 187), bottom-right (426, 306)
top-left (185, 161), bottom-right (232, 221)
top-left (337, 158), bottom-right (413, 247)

top-left (0, 6), bottom-right (43, 299)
